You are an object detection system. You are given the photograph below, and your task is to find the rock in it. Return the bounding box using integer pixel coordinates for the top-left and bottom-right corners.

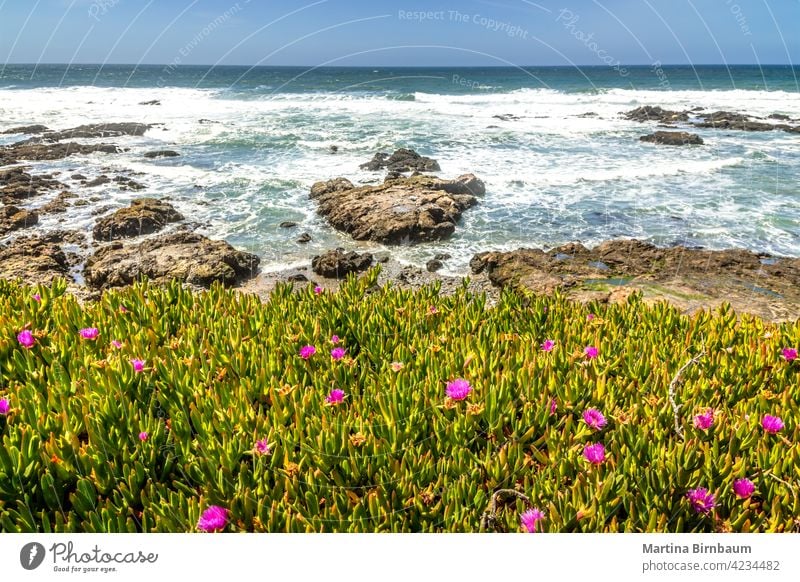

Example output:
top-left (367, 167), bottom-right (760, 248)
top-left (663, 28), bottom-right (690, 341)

top-left (0, 206), bottom-right (39, 234)
top-left (0, 142), bottom-right (121, 165)
top-left (769, 113), bottom-right (790, 120)
top-left (694, 111), bottom-right (778, 131)
top-left (39, 191), bottom-right (77, 214)
top-left (0, 167), bottom-right (67, 203)
top-left (329, 145), bottom-right (339, 153)
top-left (85, 175), bottom-right (111, 187)
top-left (311, 249), bottom-right (373, 278)
top-left (113, 176), bottom-right (145, 190)
top-left (310, 173), bottom-right (484, 244)
top-left (93, 198), bottom-right (184, 241)
top-left (296, 232), bottom-right (312, 244)
top-left (1, 124), bottom-right (50, 135)
top-left (71, 174), bottom-right (87, 181)
top-left (139, 100), bottom-right (161, 106)
top-left (84, 232), bottom-right (260, 289)
top-left (279, 221), bottom-right (298, 228)
top-left (359, 148), bottom-right (441, 172)
top-left (286, 273), bottom-right (309, 282)
top-left (144, 150), bottom-right (180, 159)
top-left (0, 232), bottom-right (73, 285)
top-left (40, 123), bottom-right (151, 141)
top-left (624, 106), bottom-right (689, 123)
top-left (493, 114), bottom-right (521, 121)
top-left (640, 131), bottom-right (704, 146)
top-left (426, 259), bottom-right (444, 272)
top-left (434, 252), bottom-right (452, 261)
top-left (577, 112), bottom-right (598, 118)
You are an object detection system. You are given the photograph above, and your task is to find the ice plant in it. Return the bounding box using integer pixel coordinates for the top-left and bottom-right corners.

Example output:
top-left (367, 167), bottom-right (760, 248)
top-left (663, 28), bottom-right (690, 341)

top-left (331, 335), bottom-right (340, 344)
top-left (111, 340), bottom-right (123, 349)
top-left (733, 478), bottom-right (755, 500)
top-left (79, 328), bottom-right (99, 340)
top-left (255, 439), bottom-right (271, 455)
top-left (197, 506), bottom-right (229, 532)
top-left (686, 488), bottom-right (716, 515)
top-left (761, 414), bottom-right (784, 434)
top-left (445, 378), bottom-right (472, 401)
top-left (782, 347), bottom-right (798, 361)
top-left (583, 443), bottom-right (606, 465)
top-left (17, 330), bottom-right (35, 349)
top-left (138, 432), bottom-right (148, 441)
top-left (119, 305), bottom-right (128, 313)
top-left (331, 347), bottom-right (346, 361)
top-left (520, 508), bottom-right (545, 533)
top-left (299, 345), bottom-right (316, 359)
top-left (693, 409), bottom-right (714, 431)
top-left (549, 398), bottom-right (557, 416)
top-left (428, 305), bottom-right (438, 315)
top-left (582, 408), bottom-right (607, 430)
top-left (541, 339), bottom-right (555, 352)
top-left (131, 359), bottom-right (145, 373)
top-left (32, 293), bottom-right (41, 302)
top-left (0, 398), bottom-right (10, 416)
top-left (326, 389), bottom-right (345, 405)
top-left (390, 362), bottom-right (405, 372)
top-left (314, 286), bottom-right (323, 295)
top-left (584, 345), bottom-right (599, 360)
top-left (587, 313), bottom-right (595, 321)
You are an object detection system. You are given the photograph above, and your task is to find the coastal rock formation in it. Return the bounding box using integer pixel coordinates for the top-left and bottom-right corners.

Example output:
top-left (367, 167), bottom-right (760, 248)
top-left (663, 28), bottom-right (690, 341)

top-left (144, 150), bottom-right (180, 159)
top-left (640, 131), bottom-right (704, 146)
top-left (38, 123), bottom-right (151, 141)
top-left (1, 125), bottom-right (50, 135)
top-left (693, 111), bottom-right (778, 132)
top-left (84, 231), bottom-right (260, 289)
top-left (359, 148), bottom-right (441, 173)
top-left (310, 173), bottom-right (485, 244)
top-left (0, 232), bottom-right (75, 285)
top-left (93, 198), bottom-right (184, 241)
top-left (0, 142), bottom-right (121, 165)
top-left (471, 239), bottom-right (800, 321)
top-left (0, 167), bottom-right (67, 203)
top-left (0, 206), bottom-right (38, 235)
top-left (624, 106), bottom-right (689, 123)
top-left (39, 191), bottom-right (77, 214)
top-left (311, 249), bottom-right (374, 278)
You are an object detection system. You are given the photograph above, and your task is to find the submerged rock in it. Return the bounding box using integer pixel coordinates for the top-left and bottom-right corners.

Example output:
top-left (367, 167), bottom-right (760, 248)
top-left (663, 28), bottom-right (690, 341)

top-left (312, 249), bottom-right (374, 278)
top-left (40, 123), bottom-right (151, 141)
top-left (144, 150), bottom-right (180, 159)
top-left (694, 111), bottom-right (779, 131)
top-left (359, 148), bottom-right (441, 173)
top-left (640, 131), bottom-right (704, 146)
top-left (93, 198), bottom-right (184, 241)
top-left (1, 125), bottom-right (50, 135)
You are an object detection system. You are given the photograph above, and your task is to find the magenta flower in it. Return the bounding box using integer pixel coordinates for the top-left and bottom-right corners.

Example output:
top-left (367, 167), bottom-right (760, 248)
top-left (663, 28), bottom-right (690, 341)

top-left (428, 305), bottom-right (438, 315)
top-left (782, 347), bottom-right (798, 361)
top-left (314, 286), bottom-right (323, 295)
top-left (79, 328), bottom-right (99, 340)
top-left (0, 398), bottom-right (10, 416)
top-left (582, 408), bottom-right (607, 430)
top-left (520, 508), bottom-right (545, 533)
top-left (138, 431), bottom-right (148, 441)
top-left (733, 478), bottom-right (755, 500)
top-left (390, 361), bottom-right (405, 372)
top-left (111, 340), bottom-right (123, 349)
top-left (583, 442), bottom-right (606, 465)
top-left (445, 378), bottom-right (472, 401)
top-left (119, 305), bottom-right (128, 313)
top-left (197, 506), bottom-right (229, 532)
top-left (299, 345), bottom-right (316, 359)
top-left (693, 410), bottom-right (714, 431)
top-left (686, 488), bottom-right (716, 515)
top-left (761, 414), bottom-right (784, 434)
top-left (32, 293), bottom-right (41, 302)
top-left (331, 347), bottom-right (346, 361)
top-left (131, 359), bottom-right (145, 373)
top-left (541, 339), bottom-right (555, 352)
top-left (255, 439), bottom-right (271, 455)
top-left (17, 330), bottom-right (35, 349)
top-left (549, 398), bottom-right (557, 416)
top-left (587, 313), bottom-right (595, 321)
top-left (584, 345), bottom-right (599, 360)
top-left (326, 389), bottom-right (345, 405)
top-left (331, 335), bottom-right (340, 344)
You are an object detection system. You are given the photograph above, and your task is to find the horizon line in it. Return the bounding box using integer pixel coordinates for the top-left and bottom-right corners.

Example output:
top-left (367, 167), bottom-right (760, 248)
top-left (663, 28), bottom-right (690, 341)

top-left (1, 62), bottom-right (797, 69)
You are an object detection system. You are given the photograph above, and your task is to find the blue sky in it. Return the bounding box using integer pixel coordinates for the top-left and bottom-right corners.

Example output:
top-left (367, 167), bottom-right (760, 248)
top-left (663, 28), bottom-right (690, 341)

top-left (0, 0), bottom-right (798, 66)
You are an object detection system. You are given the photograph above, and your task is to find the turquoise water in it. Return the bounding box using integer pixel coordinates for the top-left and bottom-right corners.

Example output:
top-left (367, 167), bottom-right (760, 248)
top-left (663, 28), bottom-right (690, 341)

top-left (1, 65), bottom-right (799, 273)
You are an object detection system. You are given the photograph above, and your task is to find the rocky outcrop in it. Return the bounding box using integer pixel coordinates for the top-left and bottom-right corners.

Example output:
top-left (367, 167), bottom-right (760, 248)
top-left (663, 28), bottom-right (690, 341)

top-left (694, 111), bottom-right (779, 132)
top-left (311, 249), bottom-right (374, 278)
top-left (0, 206), bottom-right (38, 235)
top-left (93, 198), bottom-right (184, 241)
top-left (359, 148), bottom-right (440, 173)
top-left (39, 123), bottom-right (151, 141)
top-left (624, 106), bottom-right (689, 123)
top-left (0, 167), bottom-right (67, 203)
top-left (1, 125), bottom-right (50, 135)
top-left (0, 233), bottom-right (74, 285)
top-left (0, 142), bottom-right (121, 165)
top-left (310, 174), bottom-right (485, 244)
top-left (144, 150), bottom-right (180, 159)
top-left (640, 131), bottom-right (704, 146)
top-left (84, 231), bottom-right (260, 289)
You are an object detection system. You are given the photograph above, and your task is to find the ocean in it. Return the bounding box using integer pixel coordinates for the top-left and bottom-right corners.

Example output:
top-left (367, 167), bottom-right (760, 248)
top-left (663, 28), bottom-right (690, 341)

top-left (1, 64), bottom-right (799, 274)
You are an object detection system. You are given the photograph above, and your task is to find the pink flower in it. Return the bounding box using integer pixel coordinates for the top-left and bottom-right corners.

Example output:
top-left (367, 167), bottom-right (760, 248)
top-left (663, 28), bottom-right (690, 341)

top-left (587, 313), bottom-right (595, 321)
top-left (111, 340), bottom-right (123, 349)
top-left (733, 478), bottom-right (755, 500)
top-left (445, 378), bottom-right (472, 401)
top-left (686, 488), bottom-right (716, 514)
top-left (584, 345), bottom-right (599, 360)
top-left (79, 328), bottom-right (99, 340)
top-left (197, 505), bottom-right (229, 532)
top-left (549, 398), bottom-right (557, 416)
top-left (255, 439), bottom-right (271, 455)
top-left (428, 305), bottom-right (438, 315)
top-left (583, 442), bottom-right (606, 465)
top-left (138, 431), bottom-right (148, 441)
top-left (520, 508), bottom-right (545, 533)
top-left (782, 347), bottom-right (797, 361)
top-left (582, 408), bottom-right (607, 430)
top-left (299, 345), bottom-right (316, 359)
top-left (761, 414), bottom-right (784, 434)
top-left (540, 339), bottom-right (555, 352)
top-left (119, 306), bottom-right (128, 313)
top-left (17, 330), bottom-right (35, 349)
top-left (314, 286), bottom-right (323, 295)
top-left (32, 293), bottom-right (41, 302)
top-left (0, 398), bottom-right (10, 416)
top-left (326, 389), bottom-right (345, 405)
top-left (693, 410), bottom-right (714, 431)
top-left (331, 335), bottom-right (340, 344)
top-left (390, 361), bottom-right (405, 372)
top-left (331, 347), bottom-right (346, 361)
top-left (131, 359), bottom-right (145, 373)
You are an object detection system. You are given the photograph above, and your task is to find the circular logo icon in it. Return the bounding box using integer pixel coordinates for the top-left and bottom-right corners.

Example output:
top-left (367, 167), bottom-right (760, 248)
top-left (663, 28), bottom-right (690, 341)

top-left (20, 542), bottom-right (46, 570)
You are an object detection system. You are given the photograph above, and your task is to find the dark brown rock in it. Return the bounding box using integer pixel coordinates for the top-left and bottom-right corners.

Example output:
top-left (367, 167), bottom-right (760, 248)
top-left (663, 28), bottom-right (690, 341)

top-left (640, 131), bottom-right (704, 146)
top-left (93, 198), bottom-right (184, 241)
top-left (0, 167), bottom-right (67, 203)
top-left (0, 232), bottom-right (72, 285)
top-left (359, 148), bottom-right (441, 173)
top-left (296, 232), bottom-right (312, 244)
top-left (0, 142), bottom-right (121, 165)
top-left (1, 125), bottom-right (50, 135)
top-left (694, 111), bottom-right (780, 131)
top-left (312, 249), bottom-right (373, 278)
top-left (144, 150), bottom-right (180, 159)
top-left (624, 106), bottom-right (689, 123)
top-left (0, 206), bottom-right (38, 234)
top-left (41, 123), bottom-right (151, 141)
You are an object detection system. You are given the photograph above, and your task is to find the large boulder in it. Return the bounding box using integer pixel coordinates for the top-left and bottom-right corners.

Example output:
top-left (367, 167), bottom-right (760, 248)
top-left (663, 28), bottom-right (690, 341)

top-left (359, 148), bottom-right (441, 172)
top-left (84, 231), bottom-right (260, 289)
top-left (0, 206), bottom-right (39, 235)
top-left (311, 249), bottom-right (373, 278)
top-left (93, 198), bottom-right (184, 241)
top-left (0, 232), bottom-right (76, 286)
top-left (640, 131), bottom-right (704, 146)
top-left (309, 173), bottom-right (485, 244)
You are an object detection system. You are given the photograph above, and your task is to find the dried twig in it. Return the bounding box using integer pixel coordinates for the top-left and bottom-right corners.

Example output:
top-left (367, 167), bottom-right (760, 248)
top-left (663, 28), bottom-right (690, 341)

top-left (667, 351), bottom-right (705, 440)
top-left (479, 489), bottom-right (530, 532)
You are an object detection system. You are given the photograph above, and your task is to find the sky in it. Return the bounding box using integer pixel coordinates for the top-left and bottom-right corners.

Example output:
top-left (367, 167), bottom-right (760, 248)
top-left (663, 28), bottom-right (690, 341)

top-left (0, 0), bottom-right (798, 67)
